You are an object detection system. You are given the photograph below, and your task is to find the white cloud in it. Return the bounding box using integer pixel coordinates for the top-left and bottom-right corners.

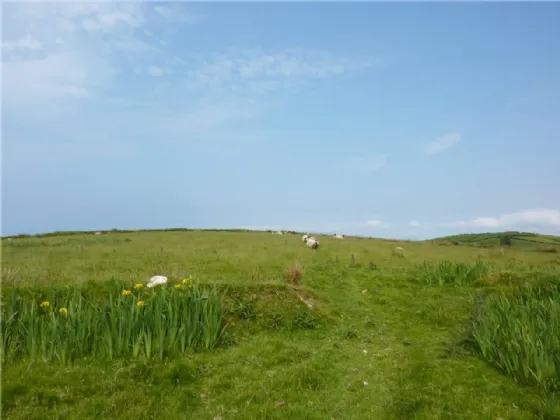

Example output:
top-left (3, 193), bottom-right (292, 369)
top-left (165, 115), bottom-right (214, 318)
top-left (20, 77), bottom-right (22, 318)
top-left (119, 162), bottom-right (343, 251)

top-left (349, 153), bottom-right (388, 174)
top-left (153, 5), bottom-right (197, 24)
top-left (409, 220), bottom-right (422, 228)
top-left (150, 99), bottom-right (261, 140)
top-left (2, 3), bottom-right (377, 145)
top-left (1, 34), bottom-right (42, 50)
top-left (0, 3), bottom-right (159, 110)
top-left (443, 209), bottom-right (560, 229)
top-left (365, 219), bottom-right (390, 229)
top-left (147, 65), bottom-right (164, 77)
top-left (422, 132), bottom-right (461, 156)
top-left (2, 52), bottom-right (118, 107)
top-left (183, 47), bottom-right (376, 95)
top-left (111, 39), bottom-right (157, 52)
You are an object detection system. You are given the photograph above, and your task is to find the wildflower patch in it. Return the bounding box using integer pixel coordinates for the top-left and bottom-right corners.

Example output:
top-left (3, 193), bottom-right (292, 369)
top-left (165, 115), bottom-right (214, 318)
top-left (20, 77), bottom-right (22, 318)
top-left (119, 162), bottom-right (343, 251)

top-left (0, 280), bottom-right (225, 363)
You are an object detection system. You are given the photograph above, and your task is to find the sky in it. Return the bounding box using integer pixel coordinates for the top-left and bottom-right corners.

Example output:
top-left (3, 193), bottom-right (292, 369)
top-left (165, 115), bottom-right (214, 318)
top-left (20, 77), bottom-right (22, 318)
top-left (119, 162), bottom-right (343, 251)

top-left (1, 1), bottom-right (560, 240)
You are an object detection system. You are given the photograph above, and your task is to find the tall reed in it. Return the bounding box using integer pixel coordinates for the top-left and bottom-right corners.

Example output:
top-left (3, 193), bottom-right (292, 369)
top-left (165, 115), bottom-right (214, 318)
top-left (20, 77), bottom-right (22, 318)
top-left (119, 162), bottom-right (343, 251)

top-left (471, 282), bottom-right (560, 392)
top-left (0, 280), bottom-right (225, 363)
top-left (415, 260), bottom-right (496, 286)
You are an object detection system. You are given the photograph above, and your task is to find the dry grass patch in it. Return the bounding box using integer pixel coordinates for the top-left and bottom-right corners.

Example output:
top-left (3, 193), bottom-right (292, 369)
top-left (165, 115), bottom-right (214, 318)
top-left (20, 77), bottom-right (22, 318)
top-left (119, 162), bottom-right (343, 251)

top-left (285, 263), bottom-right (303, 285)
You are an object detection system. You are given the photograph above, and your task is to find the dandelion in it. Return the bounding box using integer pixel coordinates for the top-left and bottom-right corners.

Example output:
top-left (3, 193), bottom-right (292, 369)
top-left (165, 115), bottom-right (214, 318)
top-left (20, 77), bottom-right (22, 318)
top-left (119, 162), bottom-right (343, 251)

top-left (174, 284), bottom-right (182, 289)
top-left (122, 290), bottom-right (132, 296)
top-left (134, 283), bottom-right (144, 290)
top-left (136, 301), bottom-right (145, 308)
top-left (40, 301), bottom-right (50, 309)
top-left (182, 277), bottom-right (193, 288)
top-left (59, 307), bottom-right (68, 315)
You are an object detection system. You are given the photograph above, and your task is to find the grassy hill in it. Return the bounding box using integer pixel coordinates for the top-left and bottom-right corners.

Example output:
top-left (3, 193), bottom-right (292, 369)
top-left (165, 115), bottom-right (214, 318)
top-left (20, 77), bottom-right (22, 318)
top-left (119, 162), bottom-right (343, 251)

top-left (2, 230), bottom-right (560, 419)
top-left (430, 231), bottom-right (560, 251)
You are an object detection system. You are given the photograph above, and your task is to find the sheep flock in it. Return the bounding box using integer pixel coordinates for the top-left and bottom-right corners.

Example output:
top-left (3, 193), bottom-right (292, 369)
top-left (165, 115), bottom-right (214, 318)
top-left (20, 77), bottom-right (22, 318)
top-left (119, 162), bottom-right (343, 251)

top-left (269, 231), bottom-right (346, 250)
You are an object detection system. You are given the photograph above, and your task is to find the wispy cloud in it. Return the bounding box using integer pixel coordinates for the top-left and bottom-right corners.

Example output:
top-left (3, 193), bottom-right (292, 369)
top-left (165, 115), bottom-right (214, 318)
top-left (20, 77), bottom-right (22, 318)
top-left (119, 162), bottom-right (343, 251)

top-left (408, 220), bottom-right (422, 228)
top-left (349, 153), bottom-right (388, 174)
top-left (1, 3), bottom-right (154, 109)
top-left (421, 132), bottom-right (461, 156)
top-left (147, 65), bottom-right (164, 77)
top-left (1, 34), bottom-right (42, 50)
top-left (3, 52), bottom-right (117, 105)
top-left (182, 47), bottom-right (376, 95)
top-left (443, 209), bottom-right (560, 230)
top-left (365, 219), bottom-right (391, 229)
top-left (153, 5), bottom-right (198, 24)
top-left (81, 6), bottom-right (145, 33)
top-left (3, 2), bottom-right (378, 155)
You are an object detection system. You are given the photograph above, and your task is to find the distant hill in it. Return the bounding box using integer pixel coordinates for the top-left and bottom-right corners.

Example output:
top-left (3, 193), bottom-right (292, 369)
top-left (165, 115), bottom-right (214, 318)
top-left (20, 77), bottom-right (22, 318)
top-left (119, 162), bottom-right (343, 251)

top-left (429, 231), bottom-right (560, 250)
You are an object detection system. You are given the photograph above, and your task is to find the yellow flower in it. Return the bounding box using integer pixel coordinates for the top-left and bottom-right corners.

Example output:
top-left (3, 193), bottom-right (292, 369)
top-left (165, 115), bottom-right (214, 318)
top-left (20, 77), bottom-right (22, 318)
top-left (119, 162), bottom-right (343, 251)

top-left (174, 284), bottom-right (182, 289)
top-left (182, 277), bottom-right (194, 288)
top-left (136, 300), bottom-right (145, 308)
top-left (40, 301), bottom-right (50, 309)
top-left (122, 289), bottom-right (132, 296)
top-left (134, 283), bottom-right (144, 290)
top-left (59, 307), bottom-right (68, 315)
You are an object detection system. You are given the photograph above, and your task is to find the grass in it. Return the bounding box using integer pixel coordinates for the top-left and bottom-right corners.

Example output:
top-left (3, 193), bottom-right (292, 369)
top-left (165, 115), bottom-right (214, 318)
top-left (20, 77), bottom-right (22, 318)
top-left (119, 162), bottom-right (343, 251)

top-left (471, 282), bottom-right (560, 393)
top-left (1, 279), bottom-right (224, 363)
top-left (414, 259), bottom-right (498, 286)
top-left (2, 230), bottom-right (560, 419)
top-left (431, 231), bottom-right (560, 252)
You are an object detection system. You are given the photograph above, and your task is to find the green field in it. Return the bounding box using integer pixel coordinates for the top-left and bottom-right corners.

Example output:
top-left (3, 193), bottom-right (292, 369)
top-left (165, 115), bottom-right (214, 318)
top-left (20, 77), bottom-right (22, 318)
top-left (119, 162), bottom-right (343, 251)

top-left (2, 230), bottom-right (560, 419)
top-left (431, 231), bottom-right (560, 251)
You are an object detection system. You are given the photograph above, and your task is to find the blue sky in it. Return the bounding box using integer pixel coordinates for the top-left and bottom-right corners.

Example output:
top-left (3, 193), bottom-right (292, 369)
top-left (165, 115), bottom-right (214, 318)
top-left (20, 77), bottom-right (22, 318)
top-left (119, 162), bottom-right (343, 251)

top-left (2, 2), bottom-right (559, 239)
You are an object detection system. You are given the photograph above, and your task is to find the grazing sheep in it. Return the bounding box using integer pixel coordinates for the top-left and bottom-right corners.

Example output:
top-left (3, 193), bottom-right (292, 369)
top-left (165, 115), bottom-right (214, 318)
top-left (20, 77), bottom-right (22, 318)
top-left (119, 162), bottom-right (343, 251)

top-left (302, 234), bottom-right (310, 242)
top-left (94, 231), bottom-right (102, 235)
top-left (393, 246), bottom-right (405, 257)
top-left (147, 275), bottom-right (168, 288)
top-left (276, 231), bottom-right (284, 235)
top-left (306, 237), bottom-right (320, 249)
top-left (333, 234), bottom-right (344, 239)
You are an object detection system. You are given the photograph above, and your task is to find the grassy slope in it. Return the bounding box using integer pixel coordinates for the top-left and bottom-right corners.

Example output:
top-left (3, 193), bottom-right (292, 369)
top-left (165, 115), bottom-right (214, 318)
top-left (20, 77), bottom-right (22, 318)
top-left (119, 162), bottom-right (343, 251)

top-left (2, 231), bottom-right (560, 419)
top-left (430, 231), bottom-right (560, 249)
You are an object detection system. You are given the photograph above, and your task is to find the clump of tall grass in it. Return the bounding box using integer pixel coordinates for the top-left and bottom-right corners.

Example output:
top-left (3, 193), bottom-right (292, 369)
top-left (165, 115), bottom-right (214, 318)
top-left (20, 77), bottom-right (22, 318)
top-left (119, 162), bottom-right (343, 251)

top-left (285, 263), bottom-right (303, 285)
top-left (471, 281), bottom-right (560, 393)
top-left (415, 260), bottom-right (497, 286)
top-left (0, 278), bottom-right (225, 363)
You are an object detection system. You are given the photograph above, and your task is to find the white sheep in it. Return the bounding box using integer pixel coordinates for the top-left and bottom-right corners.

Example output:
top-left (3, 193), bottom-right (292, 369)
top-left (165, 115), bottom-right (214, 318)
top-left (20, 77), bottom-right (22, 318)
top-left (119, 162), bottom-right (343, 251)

top-left (302, 234), bottom-right (310, 242)
top-left (276, 231), bottom-right (283, 235)
top-left (333, 234), bottom-right (344, 239)
top-left (306, 237), bottom-right (319, 249)
top-left (147, 275), bottom-right (168, 288)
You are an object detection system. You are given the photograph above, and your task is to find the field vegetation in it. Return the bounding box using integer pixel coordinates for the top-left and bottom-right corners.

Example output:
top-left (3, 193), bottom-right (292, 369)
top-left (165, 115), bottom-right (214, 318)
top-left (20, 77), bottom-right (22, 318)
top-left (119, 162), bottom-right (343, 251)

top-left (1, 229), bottom-right (559, 419)
top-left (431, 231), bottom-right (560, 252)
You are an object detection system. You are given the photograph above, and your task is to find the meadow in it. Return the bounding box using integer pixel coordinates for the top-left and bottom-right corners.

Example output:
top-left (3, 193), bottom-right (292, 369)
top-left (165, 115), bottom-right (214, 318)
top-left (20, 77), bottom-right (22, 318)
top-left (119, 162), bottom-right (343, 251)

top-left (1, 229), bottom-right (559, 419)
